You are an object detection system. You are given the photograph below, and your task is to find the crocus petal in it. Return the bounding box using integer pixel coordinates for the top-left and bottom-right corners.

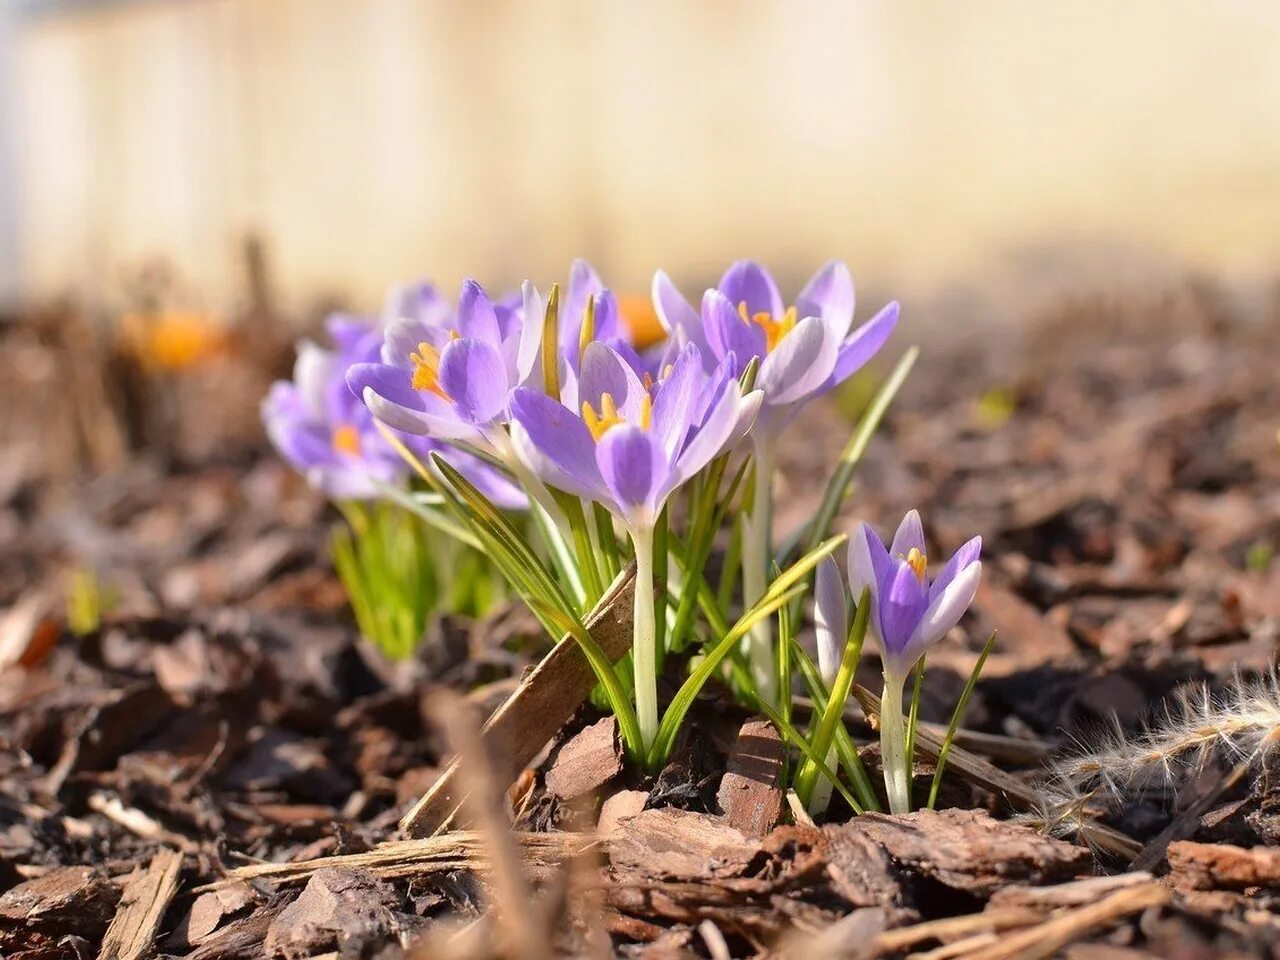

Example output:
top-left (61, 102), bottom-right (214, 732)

top-left (702, 289), bottom-right (765, 370)
top-left (508, 388), bottom-right (606, 501)
top-left (877, 562), bottom-right (929, 662)
top-left (667, 378), bottom-right (753, 494)
top-left (796, 260), bottom-right (855, 339)
top-left (726, 388), bottom-right (764, 448)
top-left (293, 340), bottom-right (331, 419)
top-left (719, 260), bottom-right (783, 318)
top-left (439, 446), bottom-right (528, 511)
top-left (263, 384), bottom-right (332, 468)
top-left (814, 555), bottom-right (848, 684)
top-left (823, 302), bottom-right (899, 391)
top-left (456, 280), bottom-right (501, 344)
top-left (902, 561), bottom-right (983, 666)
top-left (847, 523), bottom-right (892, 606)
top-left (652, 270), bottom-right (713, 361)
top-left (757, 315), bottom-right (838, 406)
top-left (596, 424), bottom-right (665, 517)
top-left (384, 281), bottom-right (451, 328)
top-left (381, 317), bottom-right (440, 366)
top-left (650, 343), bottom-right (701, 459)
top-left (593, 290), bottom-right (623, 344)
top-left (438, 338), bottom-right (510, 426)
top-left (579, 341), bottom-right (648, 422)
top-left (928, 536), bottom-right (983, 604)
top-left (516, 281), bottom-right (544, 387)
top-left (889, 509), bottom-right (926, 560)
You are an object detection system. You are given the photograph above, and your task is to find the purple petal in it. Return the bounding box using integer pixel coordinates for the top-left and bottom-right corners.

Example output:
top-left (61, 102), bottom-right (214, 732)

top-left (438, 446), bottom-right (528, 511)
top-left (509, 388), bottom-right (606, 501)
top-left (384, 281), bottom-right (451, 328)
top-left (650, 343), bottom-right (701, 459)
top-left (903, 562), bottom-right (983, 666)
top-left (796, 260), bottom-right (855, 339)
top-left (757, 315), bottom-right (838, 406)
top-left (822, 301), bottom-right (899, 392)
top-left (652, 270), bottom-right (713, 361)
top-left (702, 289), bottom-right (765, 371)
top-left (814, 555), bottom-right (848, 684)
top-left (928, 535), bottom-right (983, 604)
top-left (889, 509), bottom-right (926, 560)
top-left (293, 340), bottom-right (332, 419)
top-left (438, 338), bottom-right (510, 426)
top-left (515, 281), bottom-right (544, 387)
top-left (847, 522), bottom-right (892, 606)
top-left (579, 341), bottom-right (648, 423)
top-left (667, 376), bottom-right (748, 493)
top-left (348, 362), bottom-right (478, 441)
top-left (719, 260), bottom-right (783, 318)
top-left (596, 424), bottom-right (666, 517)
top-left (263, 383), bottom-right (332, 468)
top-left (593, 290), bottom-right (623, 344)
top-left (381, 317), bottom-right (441, 367)
top-left (456, 280), bottom-right (501, 343)
top-left (877, 561), bottom-right (929, 664)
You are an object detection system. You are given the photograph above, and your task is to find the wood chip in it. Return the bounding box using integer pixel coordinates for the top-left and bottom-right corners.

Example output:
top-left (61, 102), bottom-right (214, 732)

top-left (1167, 840), bottom-right (1280, 890)
top-left (715, 717), bottom-right (784, 838)
top-left (98, 847), bottom-right (183, 960)
top-left (597, 790), bottom-right (648, 836)
top-left (399, 569), bottom-right (635, 837)
top-left (0, 865), bottom-right (119, 942)
top-left (544, 716), bottom-right (622, 802)
top-left (263, 867), bottom-right (409, 959)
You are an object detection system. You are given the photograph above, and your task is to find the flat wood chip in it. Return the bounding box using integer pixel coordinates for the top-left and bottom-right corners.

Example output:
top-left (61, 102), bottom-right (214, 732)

top-left (715, 717), bottom-right (784, 838)
top-left (98, 847), bottom-right (182, 960)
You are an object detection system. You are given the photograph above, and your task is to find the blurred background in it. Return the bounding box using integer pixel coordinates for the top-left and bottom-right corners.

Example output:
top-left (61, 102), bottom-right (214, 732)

top-left (1, 0), bottom-right (1279, 477)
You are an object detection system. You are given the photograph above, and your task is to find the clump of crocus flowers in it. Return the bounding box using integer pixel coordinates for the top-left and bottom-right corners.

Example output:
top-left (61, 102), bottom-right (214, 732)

top-left (264, 257), bottom-right (988, 814)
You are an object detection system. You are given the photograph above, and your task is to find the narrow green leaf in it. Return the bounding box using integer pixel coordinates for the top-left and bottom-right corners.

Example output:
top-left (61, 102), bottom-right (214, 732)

top-left (905, 653), bottom-right (927, 780)
top-left (928, 630), bottom-right (997, 810)
top-left (541, 283), bottom-right (562, 400)
top-left (747, 694), bottom-right (864, 815)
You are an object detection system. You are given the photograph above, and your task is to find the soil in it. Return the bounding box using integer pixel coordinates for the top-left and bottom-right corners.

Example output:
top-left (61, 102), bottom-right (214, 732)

top-left (1, 279), bottom-right (1279, 958)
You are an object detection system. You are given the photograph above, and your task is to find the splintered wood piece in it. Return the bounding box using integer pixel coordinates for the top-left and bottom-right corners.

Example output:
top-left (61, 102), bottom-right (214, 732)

top-left (1167, 840), bottom-right (1280, 890)
top-left (399, 568), bottom-right (635, 837)
top-left (97, 847), bottom-right (182, 960)
top-left (202, 831), bottom-right (594, 890)
top-left (716, 717), bottom-right (784, 837)
top-left (955, 881), bottom-right (1169, 960)
top-left (544, 716), bottom-right (623, 802)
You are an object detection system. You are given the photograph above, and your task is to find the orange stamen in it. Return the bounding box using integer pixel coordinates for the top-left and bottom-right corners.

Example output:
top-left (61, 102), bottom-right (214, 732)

top-left (905, 547), bottom-right (928, 582)
top-left (332, 424), bottom-right (362, 457)
top-left (737, 302), bottom-right (798, 352)
top-left (409, 341), bottom-right (452, 401)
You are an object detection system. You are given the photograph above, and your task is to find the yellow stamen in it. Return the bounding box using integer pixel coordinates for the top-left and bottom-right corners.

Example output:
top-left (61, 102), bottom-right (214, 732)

top-left (582, 391), bottom-right (651, 442)
top-left (639, 393), bottom-right (652, 431)
top-left (409, 341), bottom-right (451, 401)
top-left (642, 371), bottom-right (654, 391)
top-left (579, 294), bottom-right (596, 357)
top-left (737, 301), bottom-right (798, 352)
top-left (905, 547), bottom-right (928, 582)
top-left (332, 424), bottom-right (362, 457)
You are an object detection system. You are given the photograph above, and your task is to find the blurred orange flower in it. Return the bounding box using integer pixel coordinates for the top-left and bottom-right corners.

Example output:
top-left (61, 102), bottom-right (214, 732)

top-left (122, 311), bottom-right (227, 371)
top-left (616, 293), bottom-right (666, 350)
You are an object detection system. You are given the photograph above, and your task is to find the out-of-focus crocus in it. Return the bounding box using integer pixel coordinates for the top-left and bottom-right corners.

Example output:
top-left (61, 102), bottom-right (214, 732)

top-left (847, 510), bottom-right (983, 813)
top-left (264, 316), bottom-right (524, 508)
top-left (809, 554), bottom-right (849, 815)
top-left (510, 341), bottom-right (761, 749)
top-left (652, 260), bottom-right (899, 705)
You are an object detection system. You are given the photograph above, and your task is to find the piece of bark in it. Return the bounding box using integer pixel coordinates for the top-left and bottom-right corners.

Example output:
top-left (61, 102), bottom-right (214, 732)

top-left (715, 718), bottom-right (784, 838)
top-left (598, 790), bottom-right (648, 836)
top-left (1167, 840), bottom-right (1280, 890)
top-left (399, 568), bottom-right (635, 837)
top-left (98, 847), bottom-right (183, 960)
top-left (608, 809), bottom-right (759, 881)
top-left (187, 902), bottom-right (287, 960)
top-left (168, 882), bottom-right (256, 949)
top-left (989, 872), bottom-right (1156, 910)
top-left (826, 809), bottom-right (1091, 898)
top-left (0, 866), bottom-right (119, 941)
top-left (263, 867), bottom-right (410, 959)
top-left (544, 716), bottom-right (622, 802)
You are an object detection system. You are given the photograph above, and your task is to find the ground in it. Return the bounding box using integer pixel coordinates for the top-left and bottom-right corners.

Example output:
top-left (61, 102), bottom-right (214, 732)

top-left (1, 280), bottom-right (1279, 958)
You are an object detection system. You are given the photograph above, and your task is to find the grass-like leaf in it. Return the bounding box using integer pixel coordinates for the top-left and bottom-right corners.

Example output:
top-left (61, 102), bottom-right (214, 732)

top-left (905, 653), bottom-right (927, 784)
top-left (747, 694), bottom-right (865, 815)
top-left (927, 630), bottom-right (997, 810)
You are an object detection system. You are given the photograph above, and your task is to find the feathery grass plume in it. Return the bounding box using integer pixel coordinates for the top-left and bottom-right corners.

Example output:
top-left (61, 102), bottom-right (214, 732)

top-left (1025, 670), bottom-right (1280, 852)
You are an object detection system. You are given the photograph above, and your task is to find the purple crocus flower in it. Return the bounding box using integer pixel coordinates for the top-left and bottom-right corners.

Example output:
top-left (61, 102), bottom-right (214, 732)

top-left (264, 315), bottom-right (524, 508)
top-left (846, 509), bottom-right (982, 813)
top-left (653, 259), bottom-right (900, 705)
top-left (346, 279), bottom-right (542, 451)
top-left (509, 340), bottom-right (761, 749)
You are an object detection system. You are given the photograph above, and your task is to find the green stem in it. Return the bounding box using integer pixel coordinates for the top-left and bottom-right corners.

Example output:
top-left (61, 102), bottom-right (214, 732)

top-left (742, 438), bottom-right (776, 705)
top-left (880, 670), bottom-right (911, 814)
top-left (632, 524), bottom-right (658, 751)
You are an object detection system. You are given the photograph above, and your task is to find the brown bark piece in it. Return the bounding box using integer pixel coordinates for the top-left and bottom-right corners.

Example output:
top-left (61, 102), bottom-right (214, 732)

top-left (544, 716), bottom-right (622, 802)
top-left (598, 789), bottom-right (649, 835)
top-left (263, 867), bottom-right (408, 959)
top-left (1167, 840), bottom-right (1280, 890)
top-left (826, 809), bottom-right (1090, 897)
top-left (98, 847), bottom-right (183, 960)
top-left (715, 717), bottom-right (784, 838)
top-left (608, 809), bottom-right (759, 881)
top-left (170, 882), bottom-right (256, 948)
top-left (399, 568), bottom-right (635, 837)
top-left (0, 866), bottom-right (119, 942)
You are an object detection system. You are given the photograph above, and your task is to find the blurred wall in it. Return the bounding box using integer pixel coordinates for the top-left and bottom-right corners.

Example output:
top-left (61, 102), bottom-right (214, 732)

top-left (7, 0), bottom-right (1280, 319)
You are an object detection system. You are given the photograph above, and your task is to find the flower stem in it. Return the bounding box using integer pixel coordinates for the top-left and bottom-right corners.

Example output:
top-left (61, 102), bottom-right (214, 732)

top-left (879, 670), bottom-right (911, 814)
top-left (632, 524), bottom-right (658, 751)
top-left (742, 439), bottom-right (777, 705)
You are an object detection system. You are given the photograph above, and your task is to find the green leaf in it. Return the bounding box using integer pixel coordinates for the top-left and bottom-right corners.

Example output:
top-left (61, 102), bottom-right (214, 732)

top-left (928, 630), bottom-right (997, 810)
top-left (646, 536), bottom-right (846, 770)
top-left (905, 653), bottom-right (927, 779)
top-left (747, 694), bottom-right (865, 815)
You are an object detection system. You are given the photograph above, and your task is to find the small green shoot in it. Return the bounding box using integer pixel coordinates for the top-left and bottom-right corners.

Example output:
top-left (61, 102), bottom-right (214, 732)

top-left (927, 630), bottom-right (997, 810)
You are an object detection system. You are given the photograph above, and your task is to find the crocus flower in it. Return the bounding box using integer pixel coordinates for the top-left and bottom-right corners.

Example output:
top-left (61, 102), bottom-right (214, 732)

top-left (808, 554), bottom-right (849, 816)
top-left (653, 260), bottom-right (900, 706)
top-left (264, 315), bottom-right (524, 508)
top-left (509, 340), bottom-right (761, 748)
top-left (847, 510), bottom-right (983, 813)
